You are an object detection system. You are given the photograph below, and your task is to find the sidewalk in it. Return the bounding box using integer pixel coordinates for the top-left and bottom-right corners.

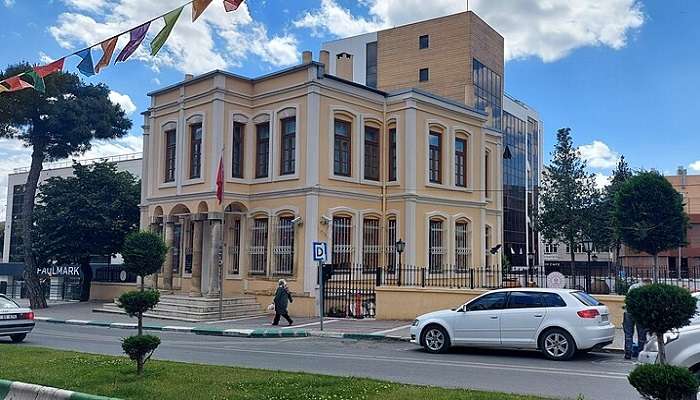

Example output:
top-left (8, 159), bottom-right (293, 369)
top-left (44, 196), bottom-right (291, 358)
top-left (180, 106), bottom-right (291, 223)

top-left (26, 300), bottom-right (625, 350)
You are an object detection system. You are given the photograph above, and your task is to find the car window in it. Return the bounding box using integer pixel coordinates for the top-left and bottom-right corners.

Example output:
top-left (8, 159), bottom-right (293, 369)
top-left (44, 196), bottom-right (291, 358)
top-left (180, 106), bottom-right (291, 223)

top-left (571, 291), bottom-right (602, 306)
top-left (541, 293), bottom-right (567, 307)
top-left (507, 292), bottom-right (543, 309)
top-left (465, 292), bottom-right (507, 311)
top-left (0, 297), bottom-right (19, 309)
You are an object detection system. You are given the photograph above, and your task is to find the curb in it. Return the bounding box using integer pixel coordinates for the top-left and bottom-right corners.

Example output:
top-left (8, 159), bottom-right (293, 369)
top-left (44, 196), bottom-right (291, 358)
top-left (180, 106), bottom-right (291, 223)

top-left (0, 379), bottom-right (120, 400)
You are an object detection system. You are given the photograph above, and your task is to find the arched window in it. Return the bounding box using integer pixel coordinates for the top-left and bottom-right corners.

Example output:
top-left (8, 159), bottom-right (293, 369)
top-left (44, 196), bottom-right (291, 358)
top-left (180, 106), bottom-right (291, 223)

top-left (429, 130), bottom-right (442, 183)
top-left (362, 216), bottom-right (381, 271)
top-left (429, 218), bottom-right (445, 272)
top-left (388, 124), bottom-right (397, 182)
top-left (189, 122), bottom-right (202, 179)
top-left (164, 128), bottom-right (177, 183)
top-left (249, 215), bottom-right (269, 275)
top-left (332, 215), bottom-right (354, 268)
top-left (232, 121), bottom-right (245, 178)
top-left (280, 116), bottom-right (296, 175)
top-left (273, 215), bottom-right (295, 275)
top-left (364, 123), bottom-right (380, 181)
top-left (385, 217), bottom-right (397, 272)
top-left (334, 118), bottom-right (352, 176)
top-left (455, 220), bottom-right (471, 271)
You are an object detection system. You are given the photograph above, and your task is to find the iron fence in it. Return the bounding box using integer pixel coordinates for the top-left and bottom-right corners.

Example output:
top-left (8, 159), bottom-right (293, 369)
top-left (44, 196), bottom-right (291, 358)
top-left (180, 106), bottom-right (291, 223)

top-left (0, 282), bottom-right (81, 301)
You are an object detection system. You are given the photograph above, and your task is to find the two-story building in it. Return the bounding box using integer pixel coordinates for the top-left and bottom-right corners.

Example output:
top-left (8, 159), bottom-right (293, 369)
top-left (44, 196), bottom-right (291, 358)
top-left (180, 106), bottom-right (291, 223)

top-left (140, 54), bottom-right (503, 308)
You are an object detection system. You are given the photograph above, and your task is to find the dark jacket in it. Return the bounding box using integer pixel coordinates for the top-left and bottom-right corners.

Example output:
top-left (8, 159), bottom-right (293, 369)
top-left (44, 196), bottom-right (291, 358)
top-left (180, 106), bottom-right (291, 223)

top-left (273, 286), bottom-right (293, 314)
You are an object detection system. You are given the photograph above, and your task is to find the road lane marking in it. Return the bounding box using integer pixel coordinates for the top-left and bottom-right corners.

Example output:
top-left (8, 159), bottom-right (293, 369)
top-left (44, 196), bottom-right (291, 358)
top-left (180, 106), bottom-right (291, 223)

top-left (372, 324), bottom-right (412, 335)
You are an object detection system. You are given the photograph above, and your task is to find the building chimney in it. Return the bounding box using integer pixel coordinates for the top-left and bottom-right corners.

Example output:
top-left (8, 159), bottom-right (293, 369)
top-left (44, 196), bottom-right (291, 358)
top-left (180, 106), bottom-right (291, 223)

top-left (302, 50), bottom-right (312, 64)
top-left (319, 50), bottom-right (330, 71)
top-left (185, 74), bottom-right (194, 81)
top-left (335, 52), bottom-right (353, 81)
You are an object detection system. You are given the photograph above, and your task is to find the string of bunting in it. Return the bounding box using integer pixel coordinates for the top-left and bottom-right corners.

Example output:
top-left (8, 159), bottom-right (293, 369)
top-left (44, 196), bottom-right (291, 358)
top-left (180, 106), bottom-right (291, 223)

top-left (0, 0), bottom-right (244, 95)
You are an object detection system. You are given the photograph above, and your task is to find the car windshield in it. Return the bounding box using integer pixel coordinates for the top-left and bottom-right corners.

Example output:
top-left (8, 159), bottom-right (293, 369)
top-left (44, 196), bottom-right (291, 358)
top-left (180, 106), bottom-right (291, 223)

top-left (0, 297), bottom-right (19, 309)
top-left (571, 291), bottom-right (602, 306)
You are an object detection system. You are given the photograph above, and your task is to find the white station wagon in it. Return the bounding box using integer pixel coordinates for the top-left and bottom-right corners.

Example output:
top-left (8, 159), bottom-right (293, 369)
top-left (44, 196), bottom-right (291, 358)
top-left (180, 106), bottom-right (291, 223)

top-left (410, 288), bottom-right (615, 361)
top-left (0, 294), bottom-right (35, 343)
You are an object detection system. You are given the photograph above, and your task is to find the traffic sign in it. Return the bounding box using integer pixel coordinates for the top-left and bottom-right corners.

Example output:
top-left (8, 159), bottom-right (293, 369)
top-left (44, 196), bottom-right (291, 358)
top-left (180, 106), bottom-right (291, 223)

top-left (312, 242), bottom-right (328, 262)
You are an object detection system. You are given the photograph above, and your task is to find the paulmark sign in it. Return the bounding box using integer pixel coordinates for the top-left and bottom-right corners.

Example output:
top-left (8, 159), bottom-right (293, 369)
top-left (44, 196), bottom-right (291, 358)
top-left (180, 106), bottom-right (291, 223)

top-left (36, 265), bottom-right (80, 277)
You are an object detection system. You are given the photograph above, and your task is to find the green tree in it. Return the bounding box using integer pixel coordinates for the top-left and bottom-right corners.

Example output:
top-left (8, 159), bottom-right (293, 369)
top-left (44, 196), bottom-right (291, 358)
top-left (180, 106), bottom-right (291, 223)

top-left (33, 161), bottom-right (140, 301)
top-left (614, 171), bottom-right (688, 280)
top-left (537, 128), bottom-right (598, 276)
top-left (122, 231), bottom-right (168, 294)
top-left (604, 156), bottom-right (633, 263)
top-left (0, 63), bottom-right (131, 308)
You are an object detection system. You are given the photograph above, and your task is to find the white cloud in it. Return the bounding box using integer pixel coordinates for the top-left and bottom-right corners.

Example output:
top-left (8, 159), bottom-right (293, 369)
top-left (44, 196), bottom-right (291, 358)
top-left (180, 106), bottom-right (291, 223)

top-left (62, 0), bottom-right (108, 12)
top-left (49, 1), bottom-right (299, 75)
top-left (108, 90), bottom-right (137, 115)
top-left (3, 0), bottom-right (15, 7)
top-left (593, 172), bottom-right (611, 190)
top-left (579, 140), bottom-right (620, 169)
top-left (690, 161), bottom-right (700, 173)
top-left (295, 0), bottom-right (644, 62)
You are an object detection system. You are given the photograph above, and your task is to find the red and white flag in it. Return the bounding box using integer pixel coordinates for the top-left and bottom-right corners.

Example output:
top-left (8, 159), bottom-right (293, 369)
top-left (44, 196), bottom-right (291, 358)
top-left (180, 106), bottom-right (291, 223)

top-left (216, 155), bottom-right (224, 205)
top-left (223, 0), bottom-right (243, 12)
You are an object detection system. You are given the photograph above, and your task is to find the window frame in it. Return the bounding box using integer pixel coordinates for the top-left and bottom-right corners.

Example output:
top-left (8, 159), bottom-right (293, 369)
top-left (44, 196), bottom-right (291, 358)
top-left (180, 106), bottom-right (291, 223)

top-left (333, 119), bottom-right (352, 177)
top-left (419, 68), bottom-right (429, 82)
top-left (273, 216), bottom-right (295, 276)
top-left (363, 125), bottom-right (380, 181)
top-left (428, 218), bottom-right (445, 273)
top-left (164, 128), bottom-right (177, 183)
top-left (249, 217), bottom-right (269, 275)
top-left (506, 291), bottom-right (544, 309)
top-left (255, 122), bottom-right (270, 179)
top-left (280, 116), bottom-right (296, 175)
top-left (232, 122), bottom-right (245, 179)
top-left (388, 126), bottom-right (397, 182)
top-left (465, 292), bottom-right (508, 312)
top-left (455, 219), bottom-right (471, 271)
top-left (455, 137), bottom-right (467, 188)
top-left (428, 131), bottom-right (442, 184)
top-left (331, 215), bottom-right (354, 268)
top-left (419, 34), bottom-right (429, 49)
top-left (189, 122), bottom-right (203, 179)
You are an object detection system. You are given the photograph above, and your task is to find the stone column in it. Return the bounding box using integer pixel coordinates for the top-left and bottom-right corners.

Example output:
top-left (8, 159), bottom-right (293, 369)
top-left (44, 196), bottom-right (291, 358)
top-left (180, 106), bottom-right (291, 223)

top-left (163, 219), bottom-right (175, 291)
top-left (206, 213), bottom-right (223, 298)
top-left (190, 215), bottom-right (204, 297)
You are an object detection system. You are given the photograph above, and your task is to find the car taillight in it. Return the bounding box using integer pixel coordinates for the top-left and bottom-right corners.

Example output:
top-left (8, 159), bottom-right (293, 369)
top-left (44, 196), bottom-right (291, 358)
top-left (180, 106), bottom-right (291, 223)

top-left (21, 312), bottom-right (34, 320)
top-left (577, 309), bottom-right (600, 319)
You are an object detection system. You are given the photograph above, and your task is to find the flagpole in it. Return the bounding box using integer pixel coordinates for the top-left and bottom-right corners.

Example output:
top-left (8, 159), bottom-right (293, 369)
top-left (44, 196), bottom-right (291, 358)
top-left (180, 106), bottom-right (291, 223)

top-left (218, 148), bottom-right (225, 320)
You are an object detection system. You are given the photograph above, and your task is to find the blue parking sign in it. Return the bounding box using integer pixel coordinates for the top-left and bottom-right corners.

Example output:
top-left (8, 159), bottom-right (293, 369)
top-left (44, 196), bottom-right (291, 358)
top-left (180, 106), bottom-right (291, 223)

top-left (313, 242), bottom-right (328, 262)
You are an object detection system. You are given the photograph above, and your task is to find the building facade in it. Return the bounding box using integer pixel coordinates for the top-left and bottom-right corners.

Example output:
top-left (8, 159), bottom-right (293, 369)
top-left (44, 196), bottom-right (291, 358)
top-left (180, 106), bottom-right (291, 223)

top-left (321, 11), bottom-right (543, 267)
top-left (140, 57), bottom-right (503, 301)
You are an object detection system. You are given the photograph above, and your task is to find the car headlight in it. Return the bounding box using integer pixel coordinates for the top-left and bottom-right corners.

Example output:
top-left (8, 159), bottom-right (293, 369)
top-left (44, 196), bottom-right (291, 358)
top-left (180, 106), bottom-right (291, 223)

top-left (412, 319), bottom-right (420, 327)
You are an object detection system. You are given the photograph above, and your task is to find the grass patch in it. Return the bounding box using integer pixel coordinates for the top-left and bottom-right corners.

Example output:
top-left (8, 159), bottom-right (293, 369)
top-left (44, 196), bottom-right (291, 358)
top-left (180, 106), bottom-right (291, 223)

top-left (0, 345), bottom-right (551, 400)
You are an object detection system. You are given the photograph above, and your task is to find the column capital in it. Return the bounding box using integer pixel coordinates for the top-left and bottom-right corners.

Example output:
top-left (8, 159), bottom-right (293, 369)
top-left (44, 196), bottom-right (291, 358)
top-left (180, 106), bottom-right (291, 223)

top-left (208, 211), bottom-right (224, 221)
top-left (192, 212), bottom-right (208, 222)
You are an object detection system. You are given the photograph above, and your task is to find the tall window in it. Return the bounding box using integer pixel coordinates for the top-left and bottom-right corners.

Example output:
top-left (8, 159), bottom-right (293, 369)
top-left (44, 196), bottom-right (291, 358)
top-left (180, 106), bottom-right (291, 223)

top-left (164, 129), bottom-right (176, 183)
top-left (484, 151), bottom-right (490, 198)
top-left (184, 220), bottom-right (193, 274)
top-left (280, 117), bottom-right (296, 175)
top-left (419, 68), bottom-right (429, 82)
top-left (544, 242), bottom-right (558, 254)
top-left (385, 218), bottom-right (397, 272)
top-left (189, 123), bottom-right (202, 179)
top-left (366, 41), bottom-right (378, 88)
top-left (455, 221), bottom-right (471, 271)
top-left (228, 218), bottom-right (241, 275)
top-left (455, 138), bottom-right (467, 187)
top-left (473, 58), bottom-right (502, 130)
top-left (429, 219), bottom-right (445, 272)
top-left (364, 126), bottom-right (380, 181)
top-left (249, 218), bottom-right (268, 275)
top-left (334, 119), bottom-right (351, 176)
top-left (419, 35), bottom-right (429, 49)
top-left (172, 222), bottom-right (182, 274)
top-left (362, 218), bottom-right (381, 271)
top-left (429, 131), bottom-right (442, 183)
top-left (485, 225), bottom-right (492, 266)
top-left (232, 122), bottom-right (244, 178)
top-left (255, 122), bottom-right (269, 178)
top-left (274, 217), bottom-right (295, 275)
top-left (388, 127), bottom-right (397, 182)
top-left (332, 216), bottom-right (353, 268)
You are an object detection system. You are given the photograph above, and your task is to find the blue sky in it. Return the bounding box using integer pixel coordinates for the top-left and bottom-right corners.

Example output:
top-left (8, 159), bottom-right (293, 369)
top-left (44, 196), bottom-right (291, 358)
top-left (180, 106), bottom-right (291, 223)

top-left (0, 0), bottom-right (698, 217)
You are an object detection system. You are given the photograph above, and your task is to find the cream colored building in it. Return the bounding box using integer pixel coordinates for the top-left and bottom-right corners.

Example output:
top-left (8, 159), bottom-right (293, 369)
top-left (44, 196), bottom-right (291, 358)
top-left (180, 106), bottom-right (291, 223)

top-left (140, 54), bottom-right (503, 303)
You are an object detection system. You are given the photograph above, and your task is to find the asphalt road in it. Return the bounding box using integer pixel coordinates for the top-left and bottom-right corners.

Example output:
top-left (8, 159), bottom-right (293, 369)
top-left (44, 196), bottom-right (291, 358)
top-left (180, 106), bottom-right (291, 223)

top-left (4, 322), bottom-right (639, 400)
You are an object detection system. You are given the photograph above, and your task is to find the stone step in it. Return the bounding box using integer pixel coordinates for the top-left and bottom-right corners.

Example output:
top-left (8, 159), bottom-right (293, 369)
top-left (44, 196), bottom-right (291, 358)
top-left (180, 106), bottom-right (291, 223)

top-left (153, 303), bottom-right (262, 314)
top-left (149, 295), bottom-right (259, 307)
top-left (96, 303), bottom-right (265, 322)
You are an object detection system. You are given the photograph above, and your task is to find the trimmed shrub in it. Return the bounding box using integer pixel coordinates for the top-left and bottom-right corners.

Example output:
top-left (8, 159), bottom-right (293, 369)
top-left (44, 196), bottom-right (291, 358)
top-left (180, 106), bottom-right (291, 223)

top-left (117, 289), bottom-right (160, 317)
top-left (629, 364), bottom-right (698, 400)
top-left (122, 334), bottom-right (161, 375)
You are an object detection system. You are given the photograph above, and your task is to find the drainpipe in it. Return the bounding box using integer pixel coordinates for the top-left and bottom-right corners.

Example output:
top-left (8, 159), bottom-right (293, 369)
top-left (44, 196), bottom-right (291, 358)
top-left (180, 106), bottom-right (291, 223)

top-left (381, 101), bottom-right (388, 267)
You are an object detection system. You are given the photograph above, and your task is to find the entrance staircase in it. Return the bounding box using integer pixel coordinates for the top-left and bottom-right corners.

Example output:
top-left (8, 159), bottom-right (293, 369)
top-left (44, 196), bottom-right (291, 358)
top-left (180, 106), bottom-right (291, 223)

top-left (95, 294), bottom-right (264, 322)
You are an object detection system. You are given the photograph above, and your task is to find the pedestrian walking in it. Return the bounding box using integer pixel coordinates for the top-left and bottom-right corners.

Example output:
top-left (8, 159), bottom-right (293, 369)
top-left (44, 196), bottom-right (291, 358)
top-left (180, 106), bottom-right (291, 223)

top-left (272, 279), bottom-right (294, 326)
top-left (623, 277), bottom-right (652, 359)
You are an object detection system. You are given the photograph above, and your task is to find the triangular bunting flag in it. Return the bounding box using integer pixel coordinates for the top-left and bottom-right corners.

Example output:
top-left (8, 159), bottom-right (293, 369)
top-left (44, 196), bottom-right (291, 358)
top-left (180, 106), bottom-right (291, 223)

top-left (223, 0), bottom-right (243, 12)
top-left (33, 58), bottom-right (65, 78)
top-left (95, 37), bottom-right (118, 73)
top-left (23, 71), bottom-right (45, 94)
top-left (75, 48), bottom-right (95, 77)
top-left (192, 0), bottom-right (213, 22)
top-left (116, 22), bottom-right (151, 63)
top-left (2, 75), bottom-right (34, 92)
top-left (151, 6), bottom-right (184, 56)
top-left (0, 84), bottom-right (9, 93)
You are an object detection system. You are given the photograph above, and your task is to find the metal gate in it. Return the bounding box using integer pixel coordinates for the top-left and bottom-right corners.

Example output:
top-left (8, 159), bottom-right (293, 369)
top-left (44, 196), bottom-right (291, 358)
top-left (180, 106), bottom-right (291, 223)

top-left (322, 264), bottom-right (377, 319)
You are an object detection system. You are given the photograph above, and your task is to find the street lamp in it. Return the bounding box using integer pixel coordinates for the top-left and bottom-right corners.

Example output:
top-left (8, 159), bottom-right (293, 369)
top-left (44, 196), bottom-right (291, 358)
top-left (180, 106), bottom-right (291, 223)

top-left (583, 240), bottom-right (594, 293)
top-left (396, 239), bottom-right (405, 286)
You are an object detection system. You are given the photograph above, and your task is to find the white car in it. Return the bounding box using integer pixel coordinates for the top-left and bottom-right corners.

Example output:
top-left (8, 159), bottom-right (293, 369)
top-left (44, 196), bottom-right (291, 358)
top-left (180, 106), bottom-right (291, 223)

top-left (0, 294), bottom-right (35, 343)
top-left (638, 292), bottom-right (700, 374)
top-left (410, 288), bottom-right (615, 361)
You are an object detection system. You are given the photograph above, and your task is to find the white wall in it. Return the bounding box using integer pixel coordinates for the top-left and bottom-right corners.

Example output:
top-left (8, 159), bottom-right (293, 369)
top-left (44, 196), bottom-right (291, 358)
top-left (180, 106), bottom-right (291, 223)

top-left (321, 32), bottom-right (377, 85)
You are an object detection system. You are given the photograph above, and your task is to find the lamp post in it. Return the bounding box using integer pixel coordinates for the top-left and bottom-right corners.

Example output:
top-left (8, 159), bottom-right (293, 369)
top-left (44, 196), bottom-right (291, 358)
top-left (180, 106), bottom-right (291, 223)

top-left (396, 239), bottom-right (405, 286)
top-left (583, 240), bottom-right (594, 293)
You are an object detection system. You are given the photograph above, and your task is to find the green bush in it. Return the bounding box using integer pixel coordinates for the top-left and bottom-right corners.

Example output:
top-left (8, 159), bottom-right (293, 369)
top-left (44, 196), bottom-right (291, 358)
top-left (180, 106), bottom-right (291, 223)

top-left (122, 334), bottom-right (161, 375)
top-left (122, 231), bottom-right (168, 279)
top-left (615, 277), bottom-right (631, 295)
top-left (629, 364), bottom-right (698, 400)
top-left (117, 289), bottom-right (160, 317)
top-left (625, 284), bottom-right (696, 336)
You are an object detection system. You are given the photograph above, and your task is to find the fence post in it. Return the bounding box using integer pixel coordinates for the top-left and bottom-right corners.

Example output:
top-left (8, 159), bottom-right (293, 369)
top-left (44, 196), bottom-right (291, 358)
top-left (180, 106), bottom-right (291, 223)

top-left (376, 266), bottom-right (382, 287)
top-left (470, 268), bottom-right (475, 289)
top-left (421, 267), bottom-right (426, 288)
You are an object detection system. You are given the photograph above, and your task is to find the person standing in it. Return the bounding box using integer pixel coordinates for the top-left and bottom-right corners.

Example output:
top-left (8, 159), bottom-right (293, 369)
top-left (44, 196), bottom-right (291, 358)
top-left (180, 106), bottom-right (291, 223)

top-left (272, 279), bottom-right (294, 326)
top-left (623, 277), bottom-right (652, 359)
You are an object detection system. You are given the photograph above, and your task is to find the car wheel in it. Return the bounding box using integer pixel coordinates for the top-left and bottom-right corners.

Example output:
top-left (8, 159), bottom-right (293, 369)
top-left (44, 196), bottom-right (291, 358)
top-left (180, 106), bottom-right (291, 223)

top-left (10, 333), bottom-right (26, 343)
top-left (422, 325), bottom-right (450, 354)
top-left (540, 329), bottom-right (576, 361)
